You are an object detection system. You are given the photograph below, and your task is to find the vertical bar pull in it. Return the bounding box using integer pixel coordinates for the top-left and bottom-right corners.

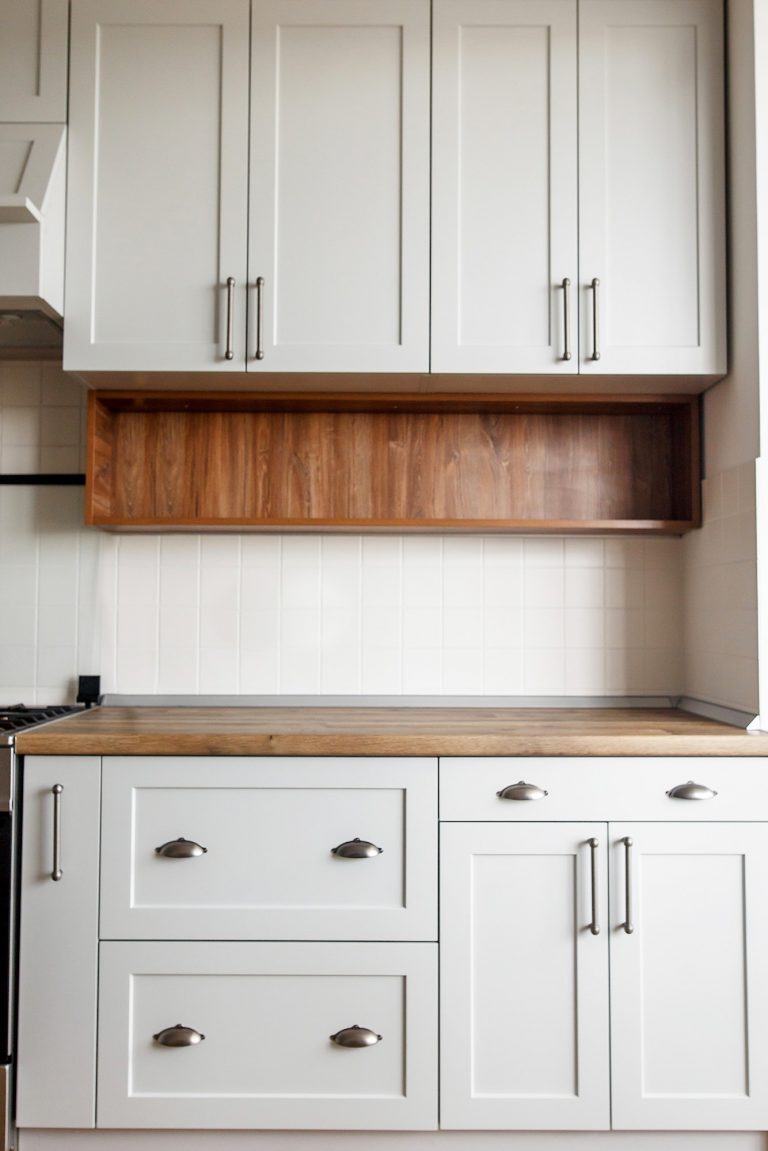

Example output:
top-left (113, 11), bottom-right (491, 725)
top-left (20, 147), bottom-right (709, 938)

top-left (51, 784), bottom-right (63, 881)
top-left (590, 277), bottom-right (601, 361)
top-left (255, 276), bottom-right (265, 360)
top-left (225, 277), bottom-right (235, 361)
top-left (588, 837), bottom-right (600, 935)
top-left (561, 277), bottom-right (572, 361)
top-left (622, 836), bottom-right (634, 934)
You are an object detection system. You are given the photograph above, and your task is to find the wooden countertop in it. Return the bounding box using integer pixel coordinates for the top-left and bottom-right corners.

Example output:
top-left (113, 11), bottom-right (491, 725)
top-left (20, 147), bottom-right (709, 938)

top-left (14, 706), bottom-right (768, 757)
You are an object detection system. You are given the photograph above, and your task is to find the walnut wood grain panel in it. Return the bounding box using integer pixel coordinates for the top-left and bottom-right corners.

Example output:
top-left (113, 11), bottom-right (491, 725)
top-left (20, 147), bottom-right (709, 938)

top-left (87, 394), bottom-right (699, 531)
top-left (16, 706), bottom-right (767, 757)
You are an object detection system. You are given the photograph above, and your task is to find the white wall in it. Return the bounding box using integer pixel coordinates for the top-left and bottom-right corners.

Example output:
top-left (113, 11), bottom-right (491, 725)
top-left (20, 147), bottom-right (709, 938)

top-left (679, 0), bottom-right (762, 718)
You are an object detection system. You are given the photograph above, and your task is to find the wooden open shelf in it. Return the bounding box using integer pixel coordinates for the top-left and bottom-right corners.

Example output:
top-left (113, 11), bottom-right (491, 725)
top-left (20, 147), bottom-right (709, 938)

top-left (86, 392), bottom-right (701, 534)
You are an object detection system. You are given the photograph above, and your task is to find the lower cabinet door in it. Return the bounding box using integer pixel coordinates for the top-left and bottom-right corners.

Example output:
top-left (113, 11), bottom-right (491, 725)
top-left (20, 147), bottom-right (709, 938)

top-left (440, 822), bottom-right (610, 1130)
top-left (97, 941), bottom-right (437, 1130)
top-left (610, 823), bottom-right (768, 1130)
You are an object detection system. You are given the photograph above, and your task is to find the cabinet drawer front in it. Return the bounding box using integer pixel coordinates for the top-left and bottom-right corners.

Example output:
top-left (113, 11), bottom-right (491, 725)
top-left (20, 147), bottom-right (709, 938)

top-left (100, 757), bottom-right (436, 940)
top-left (440, 757), bottom-right (768, 822)
top-left (97, 941), bottom-right (437, 1130)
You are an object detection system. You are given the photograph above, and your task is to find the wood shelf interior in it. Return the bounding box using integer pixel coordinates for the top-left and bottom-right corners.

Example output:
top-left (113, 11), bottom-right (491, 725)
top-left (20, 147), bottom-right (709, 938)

top-left (86, 392), bottom-right (701, 533)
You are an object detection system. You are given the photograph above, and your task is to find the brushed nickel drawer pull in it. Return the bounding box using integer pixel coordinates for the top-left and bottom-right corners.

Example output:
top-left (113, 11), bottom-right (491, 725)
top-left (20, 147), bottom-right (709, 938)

top-left (255, 276), bottom-right (265, 360)
top-left (51, 784), bottom-right (63, 881)
top-left (588, 837), bottom-right (600, 936)
top-left (330, 1025), bottom-right (382, 1048)
top-left (153, 1023), bottom-right (205, 1047)
top-left (622, 836), bottom-right (634, 935)
top-left (590, 277), bottom-right (601, 360)
top-left (155, 837), bottom-right (208, 859)
top-left (331, 838), bottom-right (383, 859)
top-left (666, 780), bottom-right (717, 801)
top-left (497, 781), bottom-right (549, 801)
top-left (561, 276), bottom-right (572, 361)
top-left (225, 276), bottom-right (235, 360)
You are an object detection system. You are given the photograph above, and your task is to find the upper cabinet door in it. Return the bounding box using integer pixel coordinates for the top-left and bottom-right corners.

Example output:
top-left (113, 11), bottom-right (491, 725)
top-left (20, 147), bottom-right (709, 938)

top-left (579, 0), bottom-right (726, 376)
top-left (431, 0), bottom-right (578, 374)
top-left (0, 0), bottom-right (68, 121)
top-left (248, 0), bottom-right (430, 372)
top-left (610, 823), bottom-right (768, 1130)
top-left (64, 0), bottom-right (250, 372)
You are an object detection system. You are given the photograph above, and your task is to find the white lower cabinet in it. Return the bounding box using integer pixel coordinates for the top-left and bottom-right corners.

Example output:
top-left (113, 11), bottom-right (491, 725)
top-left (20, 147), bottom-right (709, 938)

top-left (610, 823), bottom-right (768, 1130)
top-left (17, 752), bottom-right (768, 1143)
top-left (440, 812), bottom-right (768, 1132)
top-left (440, 823), bottom-right (610, 1130)
top-left (97, 941), bottom-right (437, 1130)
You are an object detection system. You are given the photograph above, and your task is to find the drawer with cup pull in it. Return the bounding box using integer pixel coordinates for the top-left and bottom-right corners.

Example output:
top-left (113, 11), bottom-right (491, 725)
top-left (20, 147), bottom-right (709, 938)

top-left (99, 757), bottom-right (436, 941)
top-left (97, 940), bottom-right (437, 1130)
top-left (439, 757), bottom-right (768, 822)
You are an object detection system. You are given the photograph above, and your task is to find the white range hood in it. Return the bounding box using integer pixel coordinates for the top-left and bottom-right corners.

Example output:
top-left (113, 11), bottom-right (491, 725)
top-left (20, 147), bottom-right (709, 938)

top-left (0, 123), bottom-right (66, 355)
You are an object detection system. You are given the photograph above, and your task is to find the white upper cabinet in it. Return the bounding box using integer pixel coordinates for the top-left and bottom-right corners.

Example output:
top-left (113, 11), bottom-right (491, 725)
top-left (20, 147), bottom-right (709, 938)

top-left (63, 0), bottom-right (724, 379)
top-left (0, 0), bottom-right (68, 121)
top-left (432, 0), bottom-right (578, 374)
top-left (249, 0), bottom-right (430, 372)
top-left (64, 0), bottom-right (429, 374)
top-left (579, 0), bottom-right (726, 375)
top-left (432, 0), bottom-right (725, 380)
top-left (64, 0), bottom-right (251, 372)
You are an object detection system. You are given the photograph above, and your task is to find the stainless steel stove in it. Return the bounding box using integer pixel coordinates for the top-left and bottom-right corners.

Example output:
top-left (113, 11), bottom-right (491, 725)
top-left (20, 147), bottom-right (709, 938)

top-left (0, 704), bottom-right (82, 1151)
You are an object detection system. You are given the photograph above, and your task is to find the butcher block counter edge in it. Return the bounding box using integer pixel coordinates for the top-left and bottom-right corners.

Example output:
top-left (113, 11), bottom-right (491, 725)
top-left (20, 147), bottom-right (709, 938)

top-left (14, 706), bottom-right (768, 757)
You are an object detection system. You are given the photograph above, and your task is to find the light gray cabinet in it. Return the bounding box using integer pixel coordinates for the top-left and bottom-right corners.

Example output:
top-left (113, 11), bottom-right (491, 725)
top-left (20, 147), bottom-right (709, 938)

top-left (64, 0), bottom-right (430, 374)
top-left (431, 0), bottom-right (726, 380)
top-left (439, 758), bottom-right (768, 1131)
top-left (16, 756), bottom-right (100, 1129)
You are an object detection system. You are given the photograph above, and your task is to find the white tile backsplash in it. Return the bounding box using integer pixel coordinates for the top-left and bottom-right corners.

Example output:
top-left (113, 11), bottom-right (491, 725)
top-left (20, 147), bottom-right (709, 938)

top-left (90, 530), bottom-right (686, 697)
top-left (0, 362), bottom-right (86, 474)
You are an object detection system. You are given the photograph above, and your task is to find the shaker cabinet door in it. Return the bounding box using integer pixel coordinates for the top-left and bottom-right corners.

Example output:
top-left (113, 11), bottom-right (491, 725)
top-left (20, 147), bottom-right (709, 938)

top-left (610, 823), bottom-right (768, 1130)
top-left (65, 0), bottom-right (250, 372)
top-left (431, 0), bottom-right (578, 374)
top-left (578, 0), bottom-right (726, 376)
top-left (440, 822), bottom-right (610, 1130)
top-left (248, 0), bottom-right (430, 373)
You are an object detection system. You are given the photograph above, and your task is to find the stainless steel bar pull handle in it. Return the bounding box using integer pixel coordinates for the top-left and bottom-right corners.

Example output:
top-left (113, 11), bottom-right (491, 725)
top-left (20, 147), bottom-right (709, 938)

top-left (590, 277), bottom-right (601, 361)
top-left (622, 836), bottom-right (634, 934)
top-left (561, 277), bottom-right (572, 361)
top-left (225, 276), bottom-right (235, 360)
top-left (51, 784), bottom-right (63, 881)
top-left (255, 276), bottom-right (265, 360)
top-left (588, 837), bottom-right (600, 935)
